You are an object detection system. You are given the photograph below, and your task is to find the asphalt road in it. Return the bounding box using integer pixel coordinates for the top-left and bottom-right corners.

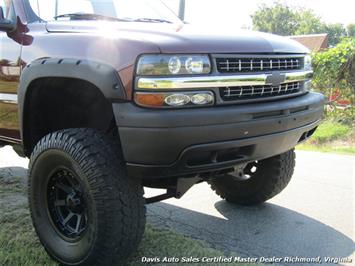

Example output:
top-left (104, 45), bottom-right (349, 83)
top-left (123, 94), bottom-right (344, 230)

top-left (146, 151), bottom-right (354, 265)
top-left (0, 147), bottom-right (354, 265)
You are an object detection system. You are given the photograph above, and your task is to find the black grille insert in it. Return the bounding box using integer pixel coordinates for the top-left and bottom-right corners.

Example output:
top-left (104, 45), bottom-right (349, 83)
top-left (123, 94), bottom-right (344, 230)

top-left (220, 82), bottom-right (302, 101)
top-left (216, 57), bottom-right (303, 73)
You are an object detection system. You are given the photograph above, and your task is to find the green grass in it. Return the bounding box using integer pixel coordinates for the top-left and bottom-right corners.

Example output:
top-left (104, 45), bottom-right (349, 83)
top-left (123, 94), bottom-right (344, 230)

top-left (0, 102), bottom-right (19, 129)
top-left (0, 175), bottom-right (248, 266)
top-left (296, 120), bottom-right (354, 155)
top-left (0, 80), bottom-right (18, 93)
top-left (309, 121), bottom-right (351, 144)
top-left (297, 143), bottom-right (355, 155)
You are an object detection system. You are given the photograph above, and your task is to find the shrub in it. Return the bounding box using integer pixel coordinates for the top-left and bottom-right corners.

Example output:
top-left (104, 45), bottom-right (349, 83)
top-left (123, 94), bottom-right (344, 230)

top-left (312, 38), bottom-right (354, 92)
top-left (312, 38), bottom-right (355, 125)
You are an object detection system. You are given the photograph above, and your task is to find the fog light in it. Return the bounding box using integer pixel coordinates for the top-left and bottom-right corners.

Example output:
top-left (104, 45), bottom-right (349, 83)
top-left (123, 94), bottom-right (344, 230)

top-left (191, 93), bottom-right (214, 105)
top-left (165, 94), bottom-right (191, 106)
top-left (135, 91), bottom-right (214, 108)
top-left (168, 56), bottom-right (182, 74)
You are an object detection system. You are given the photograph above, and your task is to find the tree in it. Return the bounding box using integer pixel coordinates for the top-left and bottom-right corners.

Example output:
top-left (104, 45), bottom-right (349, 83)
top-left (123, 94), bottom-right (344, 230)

top-left (326, 23), bottom-right (347, 47)
top-left (295, 9), bottom-right (326, 35)
top-left (347, 24), bottom-right (355, 37)
top-left (251, 2), bottom-right (348, 46)
top-left (251, 2), bottom-right (299, 36)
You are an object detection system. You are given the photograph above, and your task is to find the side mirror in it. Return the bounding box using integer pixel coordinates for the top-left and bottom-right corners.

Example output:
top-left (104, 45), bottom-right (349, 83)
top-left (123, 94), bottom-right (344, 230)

top-left (0, 6), bottom-right (16, 32)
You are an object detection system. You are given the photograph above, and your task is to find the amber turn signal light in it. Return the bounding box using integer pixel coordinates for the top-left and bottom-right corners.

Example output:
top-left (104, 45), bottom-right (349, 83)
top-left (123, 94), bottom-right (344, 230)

top-left (134, 93), bottom-right (166, 107)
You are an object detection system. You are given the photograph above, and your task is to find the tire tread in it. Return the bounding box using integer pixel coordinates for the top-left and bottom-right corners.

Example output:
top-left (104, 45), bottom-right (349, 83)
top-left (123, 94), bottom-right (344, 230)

top-left (209, 150), bottom-right (296, 205)
top-left (28, 128), bottom-right (145, 266)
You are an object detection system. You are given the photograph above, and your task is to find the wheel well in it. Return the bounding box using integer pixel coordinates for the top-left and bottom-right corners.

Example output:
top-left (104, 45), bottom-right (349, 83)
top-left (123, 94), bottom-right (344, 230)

top-left (23, 77), bottom-right (117, 156)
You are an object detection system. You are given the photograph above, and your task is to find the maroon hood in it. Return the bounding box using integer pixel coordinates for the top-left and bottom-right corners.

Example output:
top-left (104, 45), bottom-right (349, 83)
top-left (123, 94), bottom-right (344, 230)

top-left (45, 21), bottom-right (309, 54)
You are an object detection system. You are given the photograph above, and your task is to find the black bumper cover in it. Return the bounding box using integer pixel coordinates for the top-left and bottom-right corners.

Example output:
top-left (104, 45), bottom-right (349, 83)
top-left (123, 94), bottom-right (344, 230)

top-left (113, 92), bottom-right (325, 179)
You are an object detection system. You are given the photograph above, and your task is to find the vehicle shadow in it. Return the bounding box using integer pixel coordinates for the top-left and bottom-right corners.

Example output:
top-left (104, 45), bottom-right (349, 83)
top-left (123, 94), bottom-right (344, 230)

top-left (147, 201), bottom-right (354, 264)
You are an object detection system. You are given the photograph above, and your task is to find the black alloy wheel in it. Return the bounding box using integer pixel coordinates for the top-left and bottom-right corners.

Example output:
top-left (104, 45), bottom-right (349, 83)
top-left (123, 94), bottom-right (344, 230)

top-left (47, 168), bottom-right (88, 241)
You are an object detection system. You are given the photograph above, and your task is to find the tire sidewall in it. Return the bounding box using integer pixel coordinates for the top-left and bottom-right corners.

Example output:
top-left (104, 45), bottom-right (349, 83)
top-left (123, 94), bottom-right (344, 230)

top-left (29, 148), bottom-right (97, 265)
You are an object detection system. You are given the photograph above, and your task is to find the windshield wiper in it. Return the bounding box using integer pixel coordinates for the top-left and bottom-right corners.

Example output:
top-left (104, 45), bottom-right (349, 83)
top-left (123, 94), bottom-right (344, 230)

top-left (54, 13), bottom-right (130, 22)
top-left (54, 13), bottom-right (173, 24)
top-left (133, 18), bottom-right (172, 24)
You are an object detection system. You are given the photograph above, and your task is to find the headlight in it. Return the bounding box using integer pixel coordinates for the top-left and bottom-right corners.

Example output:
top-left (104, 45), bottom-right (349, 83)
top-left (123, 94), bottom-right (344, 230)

top-left (304, 55), bottom-right (312, 71)
top-left (168, 56), bottom-right (182, 74)
top-left (137, 55), bottom-right (211, 76)
top-left (135, 91), bottom-right (215, 108)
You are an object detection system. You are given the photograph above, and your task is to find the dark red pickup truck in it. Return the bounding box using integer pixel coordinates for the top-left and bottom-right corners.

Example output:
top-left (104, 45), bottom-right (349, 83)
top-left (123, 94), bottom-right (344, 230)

top-left (0, 0), bottom-right (324, 265)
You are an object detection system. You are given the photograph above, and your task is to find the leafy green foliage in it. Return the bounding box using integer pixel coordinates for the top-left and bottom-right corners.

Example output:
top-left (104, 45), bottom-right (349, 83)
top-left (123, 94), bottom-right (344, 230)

top-left (312, 38), bottom-right (355, 90)
top-left (295, 9), bottom-right (326, 35)
top-left (312, 38), bottom-right (355, 125)
top-left (327, 108), bottom-right (354, 126)
top-left (325, 23), bottom-right (348, 47)
top-left (347, 24), bottom-right (355, 37)
top-left (251, 1), bottom-right (351, 46)
top-left (251, 2), bottom-right (298, 36)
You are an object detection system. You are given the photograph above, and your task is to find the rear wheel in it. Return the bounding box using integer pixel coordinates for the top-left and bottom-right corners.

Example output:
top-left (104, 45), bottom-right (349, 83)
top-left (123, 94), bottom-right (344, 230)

top-left (209, 149), bottom-right (296, 206)
top-left (28, 129), bottom-right (146, 265)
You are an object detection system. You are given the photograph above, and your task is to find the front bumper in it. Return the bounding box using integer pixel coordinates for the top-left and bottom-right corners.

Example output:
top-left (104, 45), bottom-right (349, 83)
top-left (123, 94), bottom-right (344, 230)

top-left (113, 92), bottom-right (325, 178)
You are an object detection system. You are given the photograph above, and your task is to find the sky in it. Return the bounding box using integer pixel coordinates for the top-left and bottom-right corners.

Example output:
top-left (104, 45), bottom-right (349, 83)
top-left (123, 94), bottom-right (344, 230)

top-left (162, 0), bottom-right (355, 29)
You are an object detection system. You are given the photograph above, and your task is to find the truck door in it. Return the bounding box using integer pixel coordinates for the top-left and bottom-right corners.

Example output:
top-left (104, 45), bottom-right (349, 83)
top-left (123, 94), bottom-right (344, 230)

top-left (0, 0), bottom-right (21, 142)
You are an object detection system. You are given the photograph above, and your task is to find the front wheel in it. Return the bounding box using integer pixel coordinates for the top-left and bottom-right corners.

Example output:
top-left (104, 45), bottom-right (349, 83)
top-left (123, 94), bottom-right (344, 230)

top-left (28, 129), bottom-right (146, 265)
top-left (209, 149), bottom-right (296, 206)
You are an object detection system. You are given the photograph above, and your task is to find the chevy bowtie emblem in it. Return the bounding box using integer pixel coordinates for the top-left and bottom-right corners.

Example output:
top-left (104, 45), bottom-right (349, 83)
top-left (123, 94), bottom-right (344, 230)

top-left (266, 73), bottom-right (287, 86)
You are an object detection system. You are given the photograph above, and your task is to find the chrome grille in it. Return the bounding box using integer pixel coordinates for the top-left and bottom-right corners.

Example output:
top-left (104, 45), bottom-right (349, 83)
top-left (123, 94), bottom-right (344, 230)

top-left (216, 57), bottom-right (303, 73)
top-left (220, 82), bottom-right (302, 101)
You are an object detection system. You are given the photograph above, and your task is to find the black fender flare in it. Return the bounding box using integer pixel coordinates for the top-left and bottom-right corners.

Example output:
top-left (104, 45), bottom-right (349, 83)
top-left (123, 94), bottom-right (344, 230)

top-left (18, 58), bottom-right (126, 147)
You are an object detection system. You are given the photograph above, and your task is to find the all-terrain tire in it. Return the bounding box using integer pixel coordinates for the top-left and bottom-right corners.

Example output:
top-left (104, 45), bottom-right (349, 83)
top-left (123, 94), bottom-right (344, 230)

top-left (28, 129), bottom-right (146, 266)
top-left (209, 149), bottom-right (296, 206)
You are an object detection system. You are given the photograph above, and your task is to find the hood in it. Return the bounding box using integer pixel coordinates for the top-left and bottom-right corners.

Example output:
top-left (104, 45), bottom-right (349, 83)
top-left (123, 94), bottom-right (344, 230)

top-left (46, 21), bottom-right (309, 54)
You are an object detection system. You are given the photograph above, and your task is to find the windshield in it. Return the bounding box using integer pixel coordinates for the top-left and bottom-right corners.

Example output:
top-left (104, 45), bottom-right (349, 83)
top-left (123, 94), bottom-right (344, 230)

top-left (28, 0), bottom-right (182, 24)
